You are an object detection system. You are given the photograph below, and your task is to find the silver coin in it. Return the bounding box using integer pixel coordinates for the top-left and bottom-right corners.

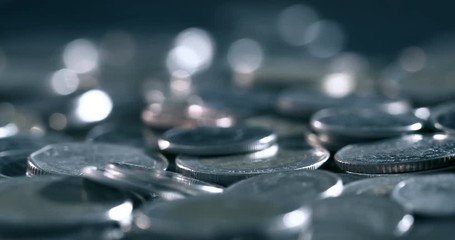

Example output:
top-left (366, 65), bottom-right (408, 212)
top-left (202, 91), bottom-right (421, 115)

top-left (276, 89), bottom-right (410, 119)
top-left (391, 174), bottom-right (455, 217)
top-left (28, 143), bottom-right (168, 176)
top-left (312, 195), bottom-right (413, 237)
top-left (335, 134), bottom-right (455, 174)
top-left (226, 170), bottom-right (342, 207)
top-left (134, 195), bottom-right (311, 239)
top-left (342, 176), bottom-right (410, 197)
top-left (311, 108), bottom-right (423, 139)
top-left (430, 102), bottom-right (455, 133)
top-left (176, 138), bottom-right (330, 185)
top-left (0, 176), bottom-right (132, 237)
top-left (244, 115), bottom-right (311, 137)
top-left (158, 126), bottom-right (276, 156)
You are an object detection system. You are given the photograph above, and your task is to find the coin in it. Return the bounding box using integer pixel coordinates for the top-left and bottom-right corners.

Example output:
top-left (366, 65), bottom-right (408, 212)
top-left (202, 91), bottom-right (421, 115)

top-left (27, 143), bottom-right (168, 176)
top-left (341, 176), bottom-right (410, 197)
top-left (0, 176), bottom-right (133, 238)
top-left (142, 101), bottom-right (235, 130)
top-left (226, 170), bottom-right (342, 207)
top-left (311, 108), bottom-right (423, 139)
top-left (335, 134), bottom-right (455, 174)
top-left (391, 174), bottom-right (455, 217)
top-left (430, 102), bottom-right (455, 133)
top-left (158, 126), bottom-right (276, 156)
top-left (311, 195), bottom-right (413, 237)
top-left (276, 89), bottom-right (410, 119)
top-left (176, 137), bottom-right (330, 185)
top-left (133, 195), bottom-right (311, 239)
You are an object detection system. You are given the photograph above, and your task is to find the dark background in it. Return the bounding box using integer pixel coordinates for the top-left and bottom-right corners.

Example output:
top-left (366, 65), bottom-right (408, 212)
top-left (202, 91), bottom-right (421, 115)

top-left (0, 0), bottom-right (453, 56)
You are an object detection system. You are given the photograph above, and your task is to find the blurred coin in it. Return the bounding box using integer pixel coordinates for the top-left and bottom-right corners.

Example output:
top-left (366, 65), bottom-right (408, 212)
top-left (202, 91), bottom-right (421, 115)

top-left (276, 89), bottom-right (410, 119)
top-left (335, 134), bottom-right (455, 174)
top-left (133, 195), bottom-right (311, 240)
top-left (0, 176), bottom-right (132, 238)
top-left (142, 101), bottom-right (235, 130)
top-left (27, 143), bottom-right (168, 176)
top-left (311, 195), bottom-right (413, 237)
top-left (176, 137), bottom-right (330, 185)
top-left (226, 170), bottom-right (342, 206)
top-left (87, 122), bottom-right (160, 150)
top-left (159, 126), bottom-right (276, 156)
top-left (430, 102), bottom-right (455, 133)
top-left (311, 108), bottom-right (423, 139)
top-left (342, 176), bottom-right (410, 197)
top-left (392, 174), bottom-right (455, 217)
top-left (244, 115), bottom-right (311, 137)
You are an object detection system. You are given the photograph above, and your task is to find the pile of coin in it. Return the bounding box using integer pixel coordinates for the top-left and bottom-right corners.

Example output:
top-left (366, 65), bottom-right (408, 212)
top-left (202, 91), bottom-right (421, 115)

top-left (0, 87), bottom-right (453, 239)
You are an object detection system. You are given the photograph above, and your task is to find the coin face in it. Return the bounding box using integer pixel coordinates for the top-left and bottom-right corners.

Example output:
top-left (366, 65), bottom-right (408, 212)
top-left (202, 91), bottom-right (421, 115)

top-left (0, 176), bottom-right (132, 237)
top-left (334, 134), bottom-right (455, 174)
top-left (311, 108), bottom-right (423, 138)
top-left (176, 138), bottom-right (330, 185)
top-left (28, 143), bottom-right (168, 176)
top-left (158, 126), bottom-right (276, 156)
top-left (226, 170), bottom-right (342, 207)
top-left (391, 174), bottom-right (455, 217)
top-left (311, 195), bottom-right (413, 237)
top-left (342, 176), bottom-right (410, 197)
top-left (135, 195), bottom-right (311, 239)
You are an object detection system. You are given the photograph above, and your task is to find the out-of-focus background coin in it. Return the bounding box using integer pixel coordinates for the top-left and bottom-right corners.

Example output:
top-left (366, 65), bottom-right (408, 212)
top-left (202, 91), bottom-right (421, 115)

top-left (335, 134), bottom-right (455, 174)
top-left (27, 143), bottom-right (168, 176)
top-left (158, 126), bottom-right (276, 156)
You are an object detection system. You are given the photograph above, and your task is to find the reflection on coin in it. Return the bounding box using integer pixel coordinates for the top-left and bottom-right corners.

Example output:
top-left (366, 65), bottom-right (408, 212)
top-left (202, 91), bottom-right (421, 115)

top-left (312, 195), bottom-right (413, 237)
top-left (134, 195), bottom-right (311, 239)
top-left (430, 102), bottom-right (455, 133)
top-left (159, 126), bottom-right (276, 156)
top-left (342, 176), bottom-right (410, 197)
top-left (392, 174), bottom-right (455, 217)
top-left (311, 108), bottom-right (423, 139)
top-left (176, 138), bottom-right (330, 185)
top-left (28, 143), bottom-right (168, 176)
top-left (226, 170), bottom-right (342, 207)
top-left (276, 89), bottom-right (410, 119)
top-left (335, 134), bottom-right (455, 174)
top-left (0, 176), bottom-right (132, 238)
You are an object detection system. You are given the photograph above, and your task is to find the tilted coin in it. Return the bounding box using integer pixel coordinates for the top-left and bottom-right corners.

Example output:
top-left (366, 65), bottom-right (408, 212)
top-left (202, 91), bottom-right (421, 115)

top-left (392, 174), bottom-right (455, 217)
top-left (133, 195), bottom-right (311, 240)
top-left (0, 176), bottom-right (133, 238)
top-left (335, 134), bottom-right (455, 174)
top-left (27, 143), bottom-right (168, 176)
top-left (226, 170), bottom-right (342, 207)
top-left (342, 176), bottom-right (410, 197)
top-left (311, 195), bottom-right (414, 237)
top-left (276, 89), bottom-right (410, 119)
top-left (176, 137), bottom-right (330, 185)
top-left (430, 102), bottom-right (455, 133)
top-left (158, 126), bottom-right (276, 156)
top-left (310, 108), bottom-right (423, 139)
